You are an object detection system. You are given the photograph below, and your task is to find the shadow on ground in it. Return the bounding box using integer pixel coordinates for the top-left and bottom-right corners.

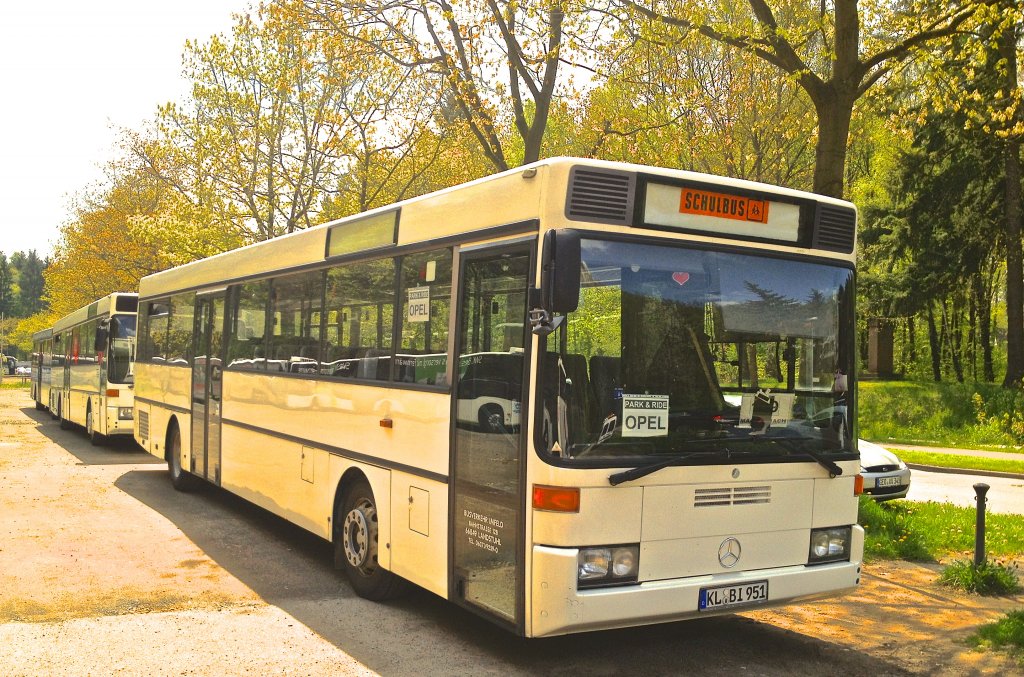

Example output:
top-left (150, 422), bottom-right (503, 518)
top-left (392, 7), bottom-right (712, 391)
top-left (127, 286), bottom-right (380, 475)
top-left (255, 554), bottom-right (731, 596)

top-left (114, 467), bottom-right (921, 676)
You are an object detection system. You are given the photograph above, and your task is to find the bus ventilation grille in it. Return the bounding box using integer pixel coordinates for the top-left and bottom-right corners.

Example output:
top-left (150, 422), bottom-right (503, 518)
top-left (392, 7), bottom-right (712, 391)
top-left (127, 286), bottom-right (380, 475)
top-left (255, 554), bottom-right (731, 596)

top-left (694, 485), bottom-right (771, 507)
top-left (812, 204), bottom-right (856, 253)
top-left (138, 410), bottom-right (149, 440)
top-left (565, 167), bottom-right (635, 225)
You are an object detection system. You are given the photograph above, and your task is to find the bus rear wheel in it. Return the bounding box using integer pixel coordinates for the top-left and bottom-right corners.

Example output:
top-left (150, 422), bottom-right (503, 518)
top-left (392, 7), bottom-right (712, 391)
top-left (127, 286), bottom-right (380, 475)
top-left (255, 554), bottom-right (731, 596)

top-left (336, 479), bottom-right (408, 601)
top-left (167, 423), bottom-right (199, 492)
top-left (58, 399), bottom-right (71, 430)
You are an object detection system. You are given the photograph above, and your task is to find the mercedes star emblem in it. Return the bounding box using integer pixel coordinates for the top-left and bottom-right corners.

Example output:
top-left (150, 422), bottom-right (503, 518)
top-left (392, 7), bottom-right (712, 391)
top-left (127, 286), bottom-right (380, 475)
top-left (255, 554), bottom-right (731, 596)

top-left (718, 537), bottom-right (741, 568)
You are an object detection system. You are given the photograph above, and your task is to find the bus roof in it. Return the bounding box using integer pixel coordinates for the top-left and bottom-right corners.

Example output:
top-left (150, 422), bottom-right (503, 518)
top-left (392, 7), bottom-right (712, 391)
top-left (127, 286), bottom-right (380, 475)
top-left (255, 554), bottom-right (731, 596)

top-left (52, 292), bottom-right (139, 333)
top-left (32, 327), bottom-right (53, 342)
top-left (138, 157), bottom-right (856, 300)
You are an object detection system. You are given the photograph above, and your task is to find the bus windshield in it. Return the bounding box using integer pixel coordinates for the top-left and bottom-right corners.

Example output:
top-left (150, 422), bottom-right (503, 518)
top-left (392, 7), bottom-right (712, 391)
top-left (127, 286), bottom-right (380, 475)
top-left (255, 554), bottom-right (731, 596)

top-left (540, 237), bottom-right (855, 463)
top-left (108, 314), bottom-right (137, 385)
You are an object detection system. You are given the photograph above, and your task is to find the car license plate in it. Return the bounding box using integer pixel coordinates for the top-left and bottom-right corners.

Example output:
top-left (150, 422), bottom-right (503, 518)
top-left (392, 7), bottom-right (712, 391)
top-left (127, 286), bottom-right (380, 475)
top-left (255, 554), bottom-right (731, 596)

top-left (698, 580), bottom-right (768, 611)
top-left (877, 476), bottom-right (902, 488)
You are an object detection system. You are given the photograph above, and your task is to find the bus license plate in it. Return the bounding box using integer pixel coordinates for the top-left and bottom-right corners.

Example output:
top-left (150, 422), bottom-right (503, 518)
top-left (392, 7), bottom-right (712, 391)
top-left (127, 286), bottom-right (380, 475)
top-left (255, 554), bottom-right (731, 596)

top-left (698, 581), bottom-right (768, 611)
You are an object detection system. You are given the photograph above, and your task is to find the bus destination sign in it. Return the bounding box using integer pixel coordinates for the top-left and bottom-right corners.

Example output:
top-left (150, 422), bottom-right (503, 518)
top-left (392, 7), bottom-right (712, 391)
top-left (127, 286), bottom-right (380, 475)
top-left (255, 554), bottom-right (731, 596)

top-left (678, 187), bottom-right (769, 224)
top-left (643, 181), bottom-right (801, 243)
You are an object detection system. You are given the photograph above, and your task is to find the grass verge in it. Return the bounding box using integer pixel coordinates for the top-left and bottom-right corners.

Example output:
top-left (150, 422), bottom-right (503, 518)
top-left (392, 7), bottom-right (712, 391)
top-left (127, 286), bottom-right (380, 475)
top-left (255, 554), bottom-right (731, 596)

top-left (858, 497), bottom-right (1024, 562)
top-left (0, 380), bottom-right (30, 390)
top-left (969, 610), bottom-right (1024, 665)
top-left (895, 449), bottom-right (1024, 475)
top-left (858, 380), bottom-right (1024, 450)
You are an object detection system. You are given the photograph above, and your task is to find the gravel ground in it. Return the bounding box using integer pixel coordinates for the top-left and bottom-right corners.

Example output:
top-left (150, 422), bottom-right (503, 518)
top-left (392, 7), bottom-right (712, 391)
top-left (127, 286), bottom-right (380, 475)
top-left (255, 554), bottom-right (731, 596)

top-left (2, 386), bottom-right (1022, 676)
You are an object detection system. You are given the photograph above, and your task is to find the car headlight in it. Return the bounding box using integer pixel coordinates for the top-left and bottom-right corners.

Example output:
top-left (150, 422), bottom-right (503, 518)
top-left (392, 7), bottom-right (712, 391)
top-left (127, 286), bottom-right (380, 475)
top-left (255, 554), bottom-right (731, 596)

top-left (808, 526), bottom-right (851, 564)
top-left (577, 545), bottom-right (640, 588)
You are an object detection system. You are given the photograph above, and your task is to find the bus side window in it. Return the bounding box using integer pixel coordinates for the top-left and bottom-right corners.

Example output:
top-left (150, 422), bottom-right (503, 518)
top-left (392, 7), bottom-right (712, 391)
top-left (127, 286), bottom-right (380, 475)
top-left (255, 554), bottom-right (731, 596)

top-left (324, 258), bottom-right (395, 381)
top-left (398, 248), bottom-right (452, 384)
top-left (143, 301), bottom-right (170, 362)
top-left (166, 292), bottom-right (196, 365)
top-left (267, 270), bottom-right (325, 374)
top-left (227, 281), bottom-right (270, 371)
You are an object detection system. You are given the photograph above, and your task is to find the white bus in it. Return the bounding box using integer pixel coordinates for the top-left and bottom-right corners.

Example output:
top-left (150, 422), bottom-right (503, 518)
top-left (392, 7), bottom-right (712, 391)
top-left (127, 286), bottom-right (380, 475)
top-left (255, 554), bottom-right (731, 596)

top-left (47, 293), bottom-right (138, 444)
top-left (134, 158), bottom-right (863, 637)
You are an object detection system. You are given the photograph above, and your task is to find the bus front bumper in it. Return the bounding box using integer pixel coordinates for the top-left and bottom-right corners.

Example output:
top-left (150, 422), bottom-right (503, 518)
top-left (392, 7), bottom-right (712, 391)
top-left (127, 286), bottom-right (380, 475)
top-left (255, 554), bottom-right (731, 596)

top-left (530, 543), bottom-right (863, 638)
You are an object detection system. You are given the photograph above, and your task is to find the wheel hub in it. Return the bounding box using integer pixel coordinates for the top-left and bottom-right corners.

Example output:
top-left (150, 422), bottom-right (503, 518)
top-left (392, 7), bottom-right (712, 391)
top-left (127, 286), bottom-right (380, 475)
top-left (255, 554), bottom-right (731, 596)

top-left (343, 500), bottom-right (377, 573)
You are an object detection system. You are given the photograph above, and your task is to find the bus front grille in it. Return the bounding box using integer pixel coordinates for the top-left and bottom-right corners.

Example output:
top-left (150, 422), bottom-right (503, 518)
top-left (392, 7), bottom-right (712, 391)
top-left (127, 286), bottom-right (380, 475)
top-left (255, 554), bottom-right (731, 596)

top-left (694, 485), bottom-right (772, 507)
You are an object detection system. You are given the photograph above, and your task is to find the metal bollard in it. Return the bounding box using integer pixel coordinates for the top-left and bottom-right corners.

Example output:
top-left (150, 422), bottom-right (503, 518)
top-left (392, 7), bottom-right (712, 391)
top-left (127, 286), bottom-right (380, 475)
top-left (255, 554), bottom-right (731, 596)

top-left (973, 483), bottom-right (990, 567)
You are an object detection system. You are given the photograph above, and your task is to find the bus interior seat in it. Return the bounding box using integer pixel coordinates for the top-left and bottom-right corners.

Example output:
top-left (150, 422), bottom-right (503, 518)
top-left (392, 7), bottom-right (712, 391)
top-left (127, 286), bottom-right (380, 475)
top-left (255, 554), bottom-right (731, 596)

top-left (543, 351), bottom-right (598, 443)
top-left (589, 355), bottom-right (622, 418)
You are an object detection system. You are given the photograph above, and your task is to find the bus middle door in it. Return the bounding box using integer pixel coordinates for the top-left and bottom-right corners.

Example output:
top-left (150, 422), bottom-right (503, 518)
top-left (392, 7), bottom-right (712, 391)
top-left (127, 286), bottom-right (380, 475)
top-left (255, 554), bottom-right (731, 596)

top-left (190, 292), bottom-right (226, 485)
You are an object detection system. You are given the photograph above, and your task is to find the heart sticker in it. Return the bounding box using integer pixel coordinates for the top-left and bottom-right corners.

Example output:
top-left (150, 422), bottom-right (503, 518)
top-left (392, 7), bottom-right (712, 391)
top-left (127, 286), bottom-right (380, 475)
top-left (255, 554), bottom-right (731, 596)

top-left (672, 272), bottom-right (690, 286)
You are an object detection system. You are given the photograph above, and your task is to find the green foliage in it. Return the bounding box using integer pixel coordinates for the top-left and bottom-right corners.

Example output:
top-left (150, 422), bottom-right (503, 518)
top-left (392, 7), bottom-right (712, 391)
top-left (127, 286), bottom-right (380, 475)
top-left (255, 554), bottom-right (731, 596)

top-left (858, 496), bottom-right (933, 561)
top-left (969, 610), bottom-right (1024, 662)
top-left (895, 449), bottom-right (1024, 475)
top-left (973, 388), bottom-right (1024, 445)
top-left (858, 381), bottom-right (1024, 449)
top-left (939, 559), bottom-right (1022, 595)
top-left (858, 497), bottom-right (1024, 562)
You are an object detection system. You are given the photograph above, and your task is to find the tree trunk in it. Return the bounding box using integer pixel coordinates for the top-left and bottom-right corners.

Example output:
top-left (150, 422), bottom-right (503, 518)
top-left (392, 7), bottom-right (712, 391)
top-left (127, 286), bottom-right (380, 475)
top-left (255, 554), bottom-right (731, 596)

top-left (811, 92), bottom-right (856, 199)
top-left (948, 297), bottom-right (964, 383)
top-left (1004, 140), bottom-right (1023, 386)
top-left (927, 303), bottom-right (942, 382)
top-left (975, 272), bottom-right (995, 382)
top-left (1000, 21), bottom-right (1024, 387)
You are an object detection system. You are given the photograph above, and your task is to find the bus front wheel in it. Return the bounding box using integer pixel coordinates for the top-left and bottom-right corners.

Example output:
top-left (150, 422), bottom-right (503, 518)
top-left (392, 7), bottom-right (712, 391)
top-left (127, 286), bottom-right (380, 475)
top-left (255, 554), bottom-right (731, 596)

top-left (336, 479), bottom-right (408, 601)
top-left (86, 405), bottom-right (104, 446)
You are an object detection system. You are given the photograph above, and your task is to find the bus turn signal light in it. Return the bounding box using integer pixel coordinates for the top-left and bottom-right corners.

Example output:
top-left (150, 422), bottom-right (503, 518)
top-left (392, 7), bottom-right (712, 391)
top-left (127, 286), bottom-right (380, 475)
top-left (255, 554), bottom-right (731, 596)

top-left (854, 474), bottom-right (864, 496)
top-left (106, 389), bottom-right (119, 398)
top-left (533, 485), bottom-right (580, 513)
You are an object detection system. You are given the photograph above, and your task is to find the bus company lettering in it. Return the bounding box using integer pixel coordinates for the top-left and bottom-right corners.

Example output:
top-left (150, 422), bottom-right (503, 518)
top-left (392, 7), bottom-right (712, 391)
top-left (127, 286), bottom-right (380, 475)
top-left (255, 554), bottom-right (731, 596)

top-left (622, 394), bottom-right (670, 437)
top-left (464, 509), bottom-right (504, 553)
top-left (679, 188), bottom-right (770, 224)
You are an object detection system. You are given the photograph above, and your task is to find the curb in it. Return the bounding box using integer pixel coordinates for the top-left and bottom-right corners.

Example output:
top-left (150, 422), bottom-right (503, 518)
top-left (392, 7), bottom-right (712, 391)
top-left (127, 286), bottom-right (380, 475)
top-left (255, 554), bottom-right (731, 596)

top-left (906, 463), bottom-right (1024, 481)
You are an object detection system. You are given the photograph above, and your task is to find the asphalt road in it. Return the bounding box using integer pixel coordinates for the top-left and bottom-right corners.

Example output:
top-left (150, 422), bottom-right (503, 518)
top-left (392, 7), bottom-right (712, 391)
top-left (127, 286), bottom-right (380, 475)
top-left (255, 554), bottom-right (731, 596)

top-left (2, 388), bottom-right (1021, 676)
top-left (906, 468), bottom-right (1024, 515)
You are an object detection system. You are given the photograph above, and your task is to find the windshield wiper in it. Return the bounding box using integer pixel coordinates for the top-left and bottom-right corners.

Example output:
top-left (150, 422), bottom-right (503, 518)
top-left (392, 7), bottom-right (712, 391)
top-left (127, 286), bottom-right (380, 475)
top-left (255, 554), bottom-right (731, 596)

top-left (608, 445), bottom-right (733, 486)
top-left (754, 436), bottom-right (844, 477)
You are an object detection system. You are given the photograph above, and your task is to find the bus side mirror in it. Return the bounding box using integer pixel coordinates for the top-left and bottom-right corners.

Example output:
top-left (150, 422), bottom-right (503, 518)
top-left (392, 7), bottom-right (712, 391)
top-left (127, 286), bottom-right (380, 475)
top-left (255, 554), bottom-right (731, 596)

top-left (530, 230), bottom-right (581, 336)
top-left (95, 321), bottom-right (109, 352)
top-left (542, 229), bottom-right (581, 313)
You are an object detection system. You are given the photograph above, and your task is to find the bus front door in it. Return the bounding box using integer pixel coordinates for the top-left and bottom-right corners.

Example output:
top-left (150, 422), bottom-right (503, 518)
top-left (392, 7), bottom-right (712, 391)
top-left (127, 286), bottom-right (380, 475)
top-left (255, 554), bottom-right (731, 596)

top-left (451, 244), bottom-right (532, 630)
top-left (190, 293), bottom-right (225, 485)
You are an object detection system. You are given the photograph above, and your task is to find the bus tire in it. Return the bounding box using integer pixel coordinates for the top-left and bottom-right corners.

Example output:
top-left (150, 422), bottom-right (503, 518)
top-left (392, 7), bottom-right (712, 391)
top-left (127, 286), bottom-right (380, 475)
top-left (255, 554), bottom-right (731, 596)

top-left (336, 479), bottom-right (409, 601)
top-left (479, 403), bottom-right (505, 432)
top-left (167, 422), bottom-right (199, 492)
top-left (58, 399), bottom-right (71, 430)
top-left (86, 404), bottom-right (104, 446)
top-left (35, 400), bottom-right (45, 411)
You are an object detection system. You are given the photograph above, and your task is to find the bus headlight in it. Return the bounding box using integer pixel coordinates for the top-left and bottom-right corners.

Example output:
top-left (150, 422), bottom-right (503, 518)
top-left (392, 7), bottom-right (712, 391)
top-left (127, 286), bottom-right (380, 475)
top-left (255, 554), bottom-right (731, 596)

top-left (577, 545), bottom-right (639, 588)
top-left (808, 527), bottom-right (851, 564)
top-left (118, 407), bottom-right (134, 420)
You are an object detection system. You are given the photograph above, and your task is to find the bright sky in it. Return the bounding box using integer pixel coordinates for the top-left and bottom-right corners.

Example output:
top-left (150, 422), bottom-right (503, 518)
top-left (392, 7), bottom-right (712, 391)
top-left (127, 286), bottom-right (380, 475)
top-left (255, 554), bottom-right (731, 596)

top-left (0, 0), bottom-right (253, 259)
